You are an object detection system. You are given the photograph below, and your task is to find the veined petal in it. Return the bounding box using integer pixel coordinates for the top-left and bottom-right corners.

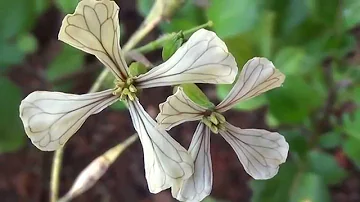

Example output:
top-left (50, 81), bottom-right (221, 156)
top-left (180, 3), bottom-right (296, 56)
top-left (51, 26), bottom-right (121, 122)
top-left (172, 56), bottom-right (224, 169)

top-left (172, 123), bottom-right (212, 202)
top-left (58, 0), bottom-right (128, 80)
top-left (219, 122), bottom-right (288, 180)
top-left (127, 99), bottom-right (194, 193)
top-left (216, 57), bottom-right (285, 112)
top-left (156, 87), bottom-right (207, 130)
top-left (135, 29), bottom-right (238, 88)
top-left (19, 90), bottom-right (118, 151)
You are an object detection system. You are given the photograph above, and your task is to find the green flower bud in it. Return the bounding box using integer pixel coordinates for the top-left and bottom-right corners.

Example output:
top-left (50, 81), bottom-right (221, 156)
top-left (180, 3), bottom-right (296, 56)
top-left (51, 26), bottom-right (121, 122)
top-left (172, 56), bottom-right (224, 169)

top-left (210, 125), bottom-right (219, 134)
top-left (202, 117), bottom-right (213, 128)
top-left (214, 112), bottom-right (226, 124)
top-left (128, 62), bottom-right (148, 77)
top-left (126, 78), bottom-right (134, 86)
top-left (129, 84), bottom-right (137, 93)
top-left (128, 93), bottom-right (135, 101)
top-left (209, 113), bottom-right (219, 125)
top-left (162, 31), bottom-right (184, 61)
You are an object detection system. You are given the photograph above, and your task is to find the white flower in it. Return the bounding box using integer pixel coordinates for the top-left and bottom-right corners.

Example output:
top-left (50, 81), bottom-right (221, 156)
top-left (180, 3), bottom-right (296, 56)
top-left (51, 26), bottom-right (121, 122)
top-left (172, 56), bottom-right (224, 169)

top-left (18, 0), bottom-right (238, 194)
top-left (156, 57), bottom-right (289, 202)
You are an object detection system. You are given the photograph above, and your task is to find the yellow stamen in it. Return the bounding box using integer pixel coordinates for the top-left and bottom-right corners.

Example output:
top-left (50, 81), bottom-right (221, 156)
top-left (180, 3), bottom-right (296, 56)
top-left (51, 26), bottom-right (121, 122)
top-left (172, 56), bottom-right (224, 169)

top-left (209, 113), bottom-right (219, 125)
top-left (210, 125), bottom-right (219, 134)
top-left (202, 111), bottom-right (227, 134)
top-left (129, 84), bottom-right (137, 93)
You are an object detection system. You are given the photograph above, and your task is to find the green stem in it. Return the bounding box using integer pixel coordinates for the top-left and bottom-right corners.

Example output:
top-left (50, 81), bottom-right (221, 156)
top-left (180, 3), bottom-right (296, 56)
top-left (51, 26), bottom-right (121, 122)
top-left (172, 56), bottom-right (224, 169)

top-left (183, 20), bottom-right (213, 36)
top-left (50, 146), bottom-right (63, 202)
top-left (134, 20), bottom-right (213, 54)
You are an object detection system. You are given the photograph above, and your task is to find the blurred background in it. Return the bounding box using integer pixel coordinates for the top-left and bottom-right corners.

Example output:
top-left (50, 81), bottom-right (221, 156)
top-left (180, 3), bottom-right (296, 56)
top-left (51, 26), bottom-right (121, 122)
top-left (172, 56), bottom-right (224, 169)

top-left (1, 0), bottom-right (360, 201)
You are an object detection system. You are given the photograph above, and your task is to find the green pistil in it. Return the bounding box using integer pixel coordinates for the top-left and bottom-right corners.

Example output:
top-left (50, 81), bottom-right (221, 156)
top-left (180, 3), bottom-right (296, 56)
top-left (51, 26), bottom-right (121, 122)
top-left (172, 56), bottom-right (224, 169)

top-left (202, 112), bottom-right (226, 134)
top-left (112, 78), bottom-right (138, 101)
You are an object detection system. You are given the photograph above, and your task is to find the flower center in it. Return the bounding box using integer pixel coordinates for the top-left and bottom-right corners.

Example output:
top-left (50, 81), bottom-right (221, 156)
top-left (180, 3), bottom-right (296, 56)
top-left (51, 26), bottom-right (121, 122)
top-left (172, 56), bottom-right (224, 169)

top-left (112, 78), bottom-right (138, 101)
top-left (201, 111), bottom-right (226, 134)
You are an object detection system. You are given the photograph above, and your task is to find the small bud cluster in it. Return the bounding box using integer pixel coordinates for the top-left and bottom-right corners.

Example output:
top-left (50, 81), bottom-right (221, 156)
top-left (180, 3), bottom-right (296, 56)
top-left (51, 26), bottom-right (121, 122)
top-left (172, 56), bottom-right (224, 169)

top-left (112, 78), bottom-right (138, 101)
top-left (201, 111), bottom-right (226, 134)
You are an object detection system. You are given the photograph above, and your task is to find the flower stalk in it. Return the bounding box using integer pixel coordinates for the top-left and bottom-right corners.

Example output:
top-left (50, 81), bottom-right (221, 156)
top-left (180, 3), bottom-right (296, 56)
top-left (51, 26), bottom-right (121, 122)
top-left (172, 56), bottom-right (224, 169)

top-left (58, 134), bottom-right (138, 202)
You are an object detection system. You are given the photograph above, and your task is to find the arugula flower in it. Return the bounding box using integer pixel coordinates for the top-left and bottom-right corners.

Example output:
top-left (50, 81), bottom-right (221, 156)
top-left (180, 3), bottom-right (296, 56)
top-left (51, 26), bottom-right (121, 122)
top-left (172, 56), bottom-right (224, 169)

top-left (156, 57), bottom-right (289, 201)
top-left (18, 0), bottom-right (238, 194)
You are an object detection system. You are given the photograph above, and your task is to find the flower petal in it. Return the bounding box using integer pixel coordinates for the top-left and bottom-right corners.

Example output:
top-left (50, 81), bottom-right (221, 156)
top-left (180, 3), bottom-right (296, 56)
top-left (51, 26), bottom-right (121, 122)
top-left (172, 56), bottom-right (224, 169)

top-left (135, 29), bottom-right (238, 88)
top-left (156, 87), bottom-right (207, 130)
top-left (127, 99), bottom-right (194, 193)
top-left (172, 123), bottom-right (212, 202)
top-left (216, 57), bottom-right (285, 112)
top-left (58, 0), bottom-right (128, 80)
top-left (219, 122), bottom-right (289, 180)
top-left (19, 90), bottom-right (117, 151)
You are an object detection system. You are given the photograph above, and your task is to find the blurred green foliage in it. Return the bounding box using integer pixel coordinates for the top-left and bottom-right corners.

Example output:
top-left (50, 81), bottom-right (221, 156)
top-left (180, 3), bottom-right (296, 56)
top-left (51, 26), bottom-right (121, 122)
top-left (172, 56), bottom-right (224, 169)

top-left (0, 0), bottom-right (50, 152)
top-left (0, 0), bottom-right (359, 201)
top-left (137, 0), bottom-right (360, 201)
top-left (0, 77), bottom-right (25, 153)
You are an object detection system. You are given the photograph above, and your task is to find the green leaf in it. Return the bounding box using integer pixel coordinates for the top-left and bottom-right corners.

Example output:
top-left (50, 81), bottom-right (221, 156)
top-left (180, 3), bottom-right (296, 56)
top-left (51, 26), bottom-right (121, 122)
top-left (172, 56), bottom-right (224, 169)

top-left (161, 0), bottom-right (205, 33)
top-left (343, 111), bottom-right (360, 140)
top-left (202, 197), bottom-right (217, 202)
top-left (251, 162), bottom-right (298, 202)
top-left (265, 112), bottom-right (280, 127)
top-left (308, 151), bottom-right (347, 185)
top-left (319, 131), bottom-right (342, 149)
top-left (137, 0), bottom-right (153, 17)
top-left (281, 129), bottom-right (308, 158)
top-left (110, 101), bottom-right (127, 111)
top-left (35, 0), bottom-right (51, 16)
top-left (128, 62), bottom-right (148, 77)
top-left (280, 0), bottom-right (309, 35)
top-left (202, 196), bottom-right (228, 202)
top-left (273, 47), bottom-right (307, 75)
top-left (344, 0), bottom-right (360, 30)
top-left (55, 0), bottom-right (78, 13)
top-left (0, 41), bottom-right (25, 70)
top-left (280, 19), bottom-right (327, 48)
top-left (267, 75), bottom-right (324, 124)
top-left (265, 0), bottom-right (309, 38)
top-left (162, 32), bottom-right (184, 61)
top-left (0, 77), bottom-right (25, 153)
top-left (217, 84), bottom-right (267, 111)
top-left (353, 87), bottom-right (360, 104)
top-left (343, 137), bottom-right (360, 168)
top-left (223, 34), bottom-right (254, 67)
top-left (306, 0), bottom-right (338, 27)
top-left (47, 45), bottom-right (85, 82)
top-left (1, 33), bottom-right (41, 71)
top-left (253, 11), bottom-right (275, 57)
top-left (207, 0), bottom-right (260, 38)
top-left (290, 172), bottom-right (331, 202)
top-left (16, 33), bottom-right (38, 54)
top-left (0, 0), bottom-right (35, 40)
top-left (180, 84), bottom-right (215, 109)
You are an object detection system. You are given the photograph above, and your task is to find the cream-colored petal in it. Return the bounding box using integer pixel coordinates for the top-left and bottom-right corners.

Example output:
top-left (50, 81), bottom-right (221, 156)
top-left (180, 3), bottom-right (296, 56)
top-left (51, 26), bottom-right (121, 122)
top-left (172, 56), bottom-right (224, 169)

top-left (128, 99), bottom-right (194, 193)
top-left (19, 90), bottom-right (117, 151)
top-left (172, 123), bottom-right (212, 202)
top-left (135, 29), bottom-right (238, 88)
top-left (219, 122), bottom-right (288, 180)
top-left (216, 57), bottom-right (285, 112)
top-left (156, 87), bottom-right (207, 130)
top-left (58, 0), bottom-right (128, 80)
